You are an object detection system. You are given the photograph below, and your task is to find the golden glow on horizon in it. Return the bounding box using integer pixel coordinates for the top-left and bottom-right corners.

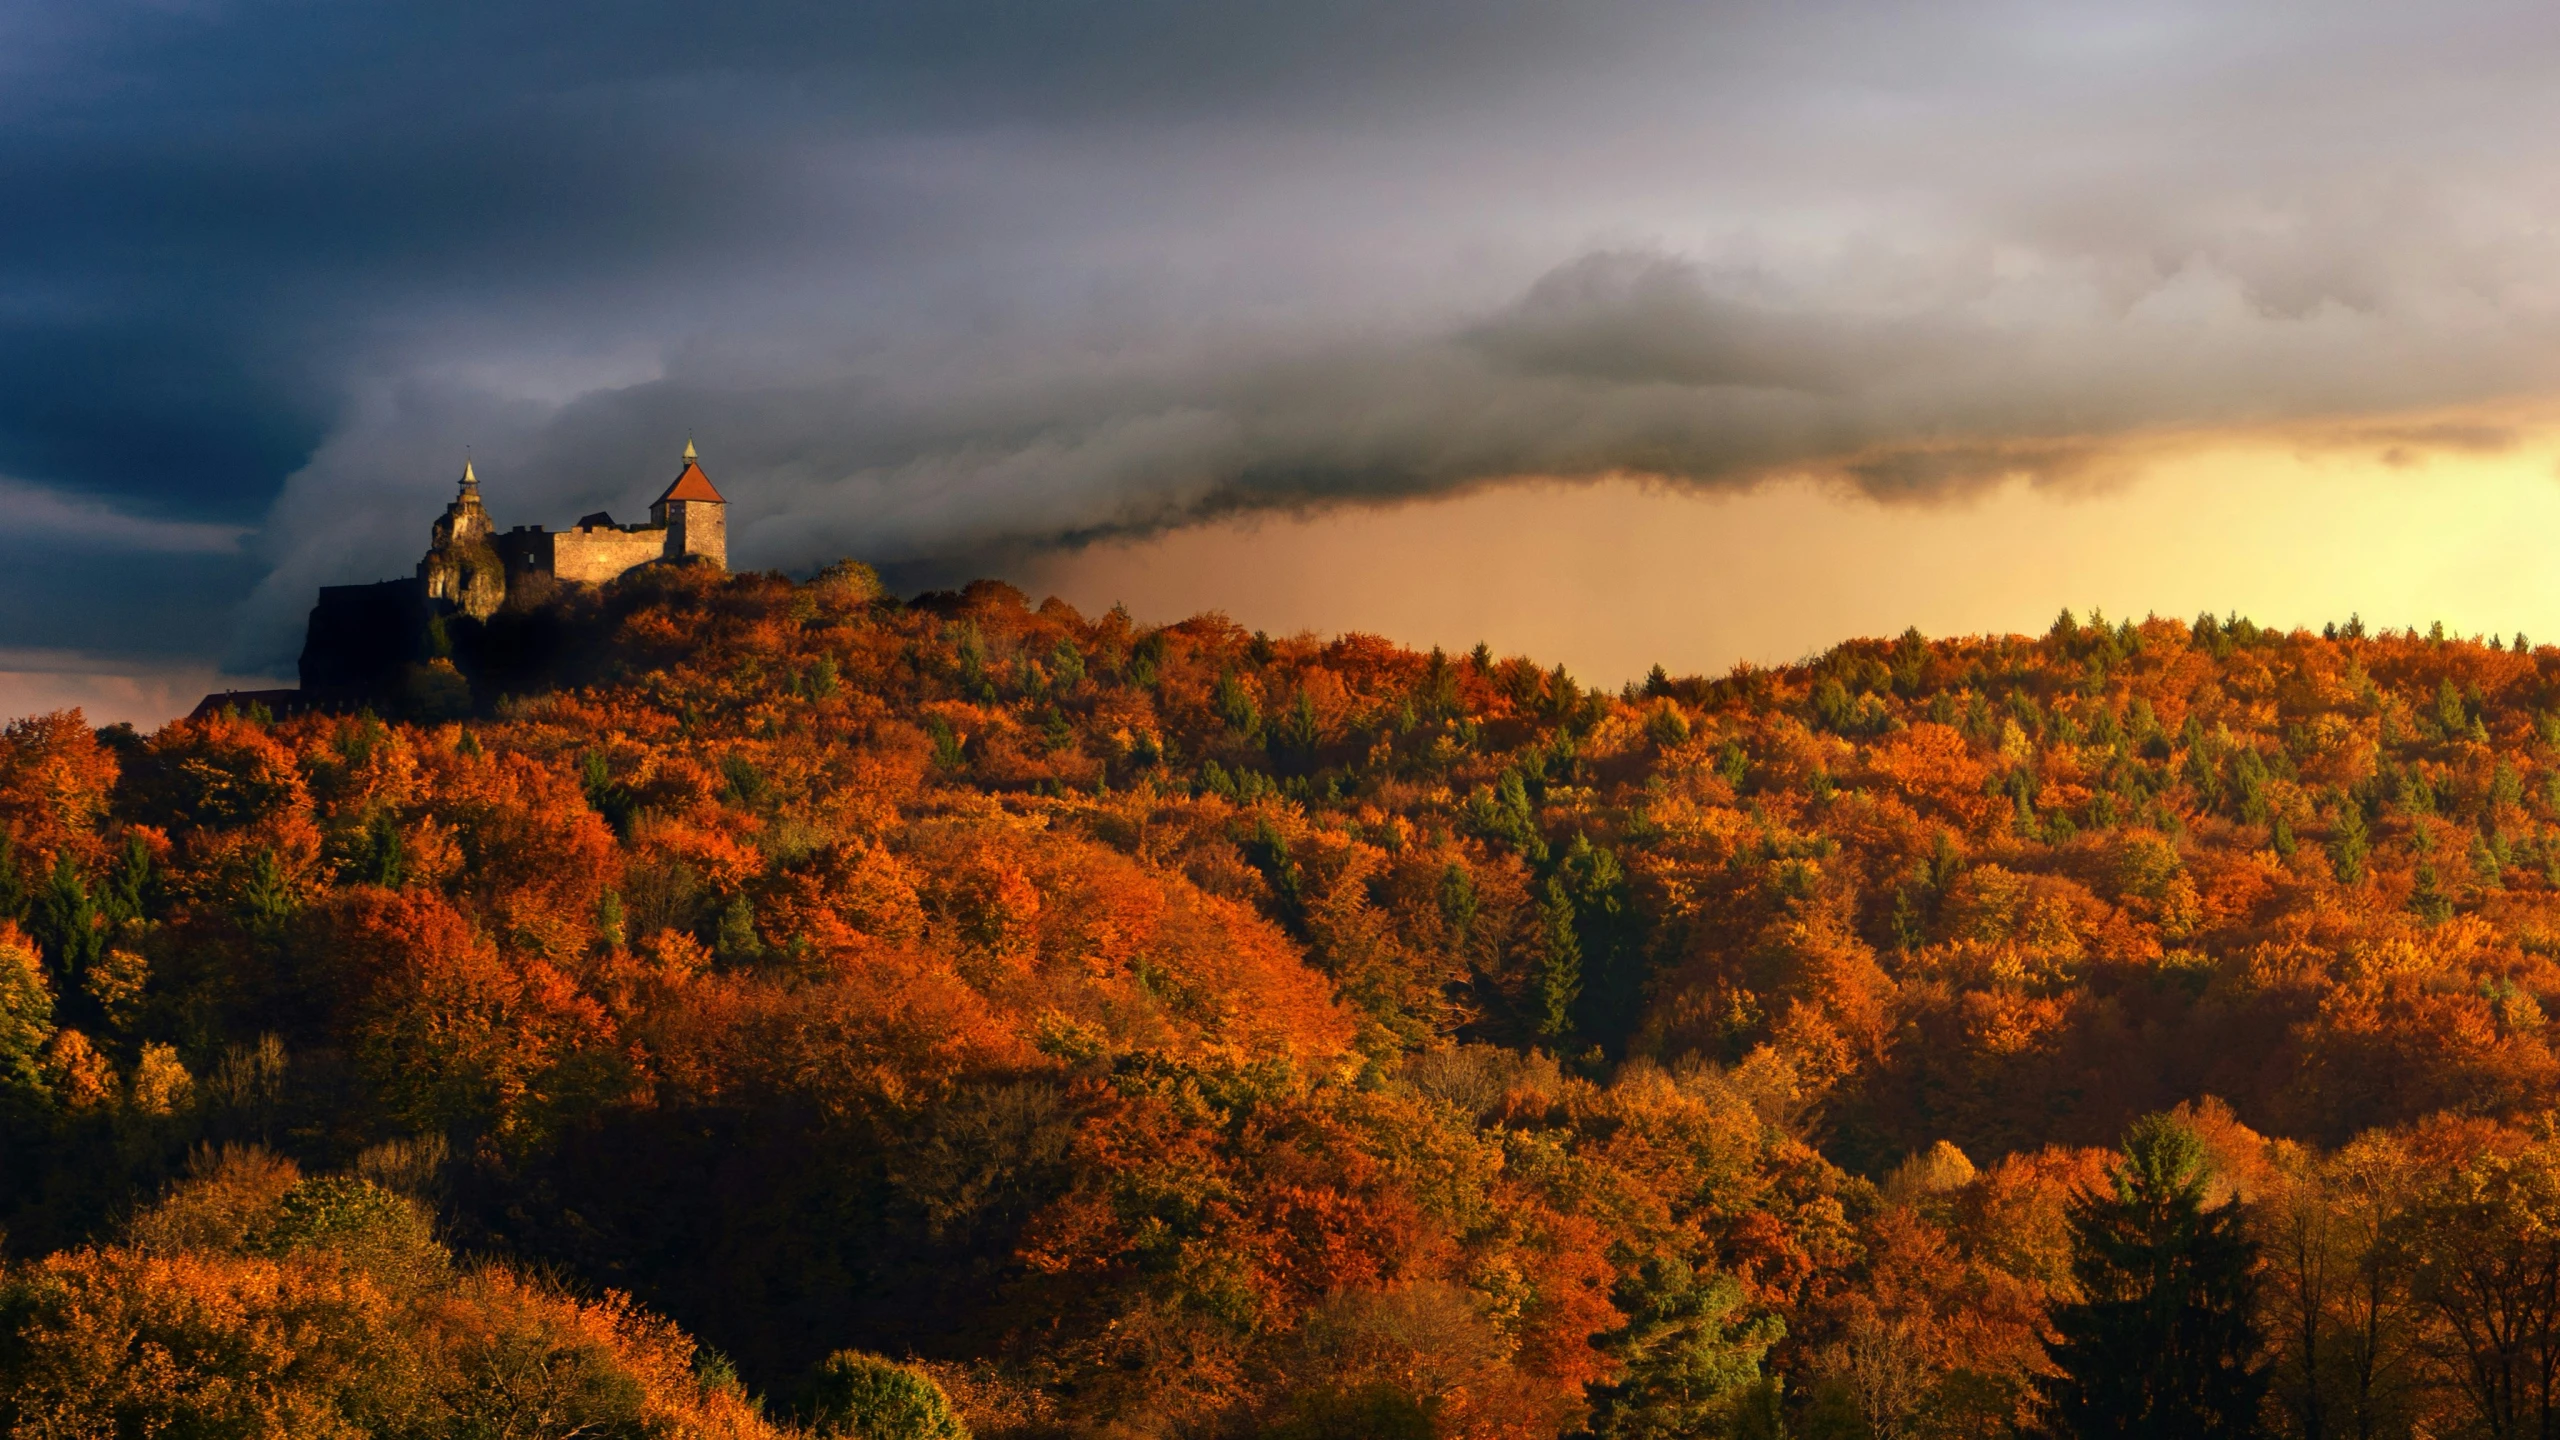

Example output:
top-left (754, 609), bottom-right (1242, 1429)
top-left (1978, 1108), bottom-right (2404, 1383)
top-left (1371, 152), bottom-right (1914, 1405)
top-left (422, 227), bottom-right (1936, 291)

top-left (0, 653), bottom-right (260, 731)
top-left (1021, 408), bottom-right (2560, 686)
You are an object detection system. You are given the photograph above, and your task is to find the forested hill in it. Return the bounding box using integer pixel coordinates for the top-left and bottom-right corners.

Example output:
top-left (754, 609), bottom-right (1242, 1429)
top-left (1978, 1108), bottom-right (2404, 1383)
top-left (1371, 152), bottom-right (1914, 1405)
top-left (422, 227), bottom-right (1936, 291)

top-left (5, 562), bottom-right (2560, 1437)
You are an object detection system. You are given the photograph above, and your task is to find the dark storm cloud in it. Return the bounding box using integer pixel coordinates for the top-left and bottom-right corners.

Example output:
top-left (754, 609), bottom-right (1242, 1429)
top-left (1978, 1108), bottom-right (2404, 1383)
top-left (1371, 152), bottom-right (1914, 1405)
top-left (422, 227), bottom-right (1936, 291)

top-left (0, 540), bottom-right (261, 660)
top-left (0, 0), bottom-right (1676, 521)
top-left (16, 0), bottom-right (2560, 671)
top-left (1466, 253), bottom-right (1941, 393)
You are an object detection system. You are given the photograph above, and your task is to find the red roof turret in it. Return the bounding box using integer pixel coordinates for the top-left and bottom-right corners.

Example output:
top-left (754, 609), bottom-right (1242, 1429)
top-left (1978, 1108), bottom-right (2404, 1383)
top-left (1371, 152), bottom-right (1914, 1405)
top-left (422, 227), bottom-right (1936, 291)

top-left (655, 439), bottom-right (725, 505)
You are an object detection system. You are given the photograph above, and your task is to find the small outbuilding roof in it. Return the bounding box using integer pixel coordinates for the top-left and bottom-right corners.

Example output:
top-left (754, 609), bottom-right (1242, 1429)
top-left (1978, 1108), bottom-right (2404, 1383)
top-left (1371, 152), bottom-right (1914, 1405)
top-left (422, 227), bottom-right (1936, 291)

top-left (655, 439), bottom-right (726, 505)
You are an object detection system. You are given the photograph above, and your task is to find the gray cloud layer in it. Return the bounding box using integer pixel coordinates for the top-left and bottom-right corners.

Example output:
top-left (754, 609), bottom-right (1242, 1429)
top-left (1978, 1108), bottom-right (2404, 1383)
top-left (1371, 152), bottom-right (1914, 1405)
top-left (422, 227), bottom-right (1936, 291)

top-left (11, 0), bottom-right (2560, 668)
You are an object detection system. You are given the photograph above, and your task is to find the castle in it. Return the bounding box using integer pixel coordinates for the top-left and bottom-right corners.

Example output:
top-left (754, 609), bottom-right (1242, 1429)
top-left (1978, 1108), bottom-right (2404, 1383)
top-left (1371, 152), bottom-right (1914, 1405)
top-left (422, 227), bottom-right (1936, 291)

top-left (421, 442), bottom-right (727, 618)
top-left (292, 444), bottom-right (729, 703)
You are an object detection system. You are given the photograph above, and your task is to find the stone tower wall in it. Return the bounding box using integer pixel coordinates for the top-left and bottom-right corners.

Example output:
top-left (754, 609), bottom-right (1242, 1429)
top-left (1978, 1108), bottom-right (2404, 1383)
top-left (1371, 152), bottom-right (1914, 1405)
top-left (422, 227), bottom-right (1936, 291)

top-left (666, 500), bottom-right (726, 568)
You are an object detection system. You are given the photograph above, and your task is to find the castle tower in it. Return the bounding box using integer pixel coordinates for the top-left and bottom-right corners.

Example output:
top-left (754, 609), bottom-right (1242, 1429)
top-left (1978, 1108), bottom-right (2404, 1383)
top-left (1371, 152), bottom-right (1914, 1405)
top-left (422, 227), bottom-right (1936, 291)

top-left (421, 458), bottom-right (506, 618)
top-left (431, 459), bottom-right (494, 550)
top-left (649, 439), bottom-right (727, 569)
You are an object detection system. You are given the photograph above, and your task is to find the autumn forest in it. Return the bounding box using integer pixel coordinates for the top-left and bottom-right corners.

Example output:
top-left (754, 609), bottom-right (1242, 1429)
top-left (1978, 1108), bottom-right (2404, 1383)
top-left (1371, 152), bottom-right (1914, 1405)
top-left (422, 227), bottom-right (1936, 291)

top-left (9, 562), bottom-right (2560, 1438)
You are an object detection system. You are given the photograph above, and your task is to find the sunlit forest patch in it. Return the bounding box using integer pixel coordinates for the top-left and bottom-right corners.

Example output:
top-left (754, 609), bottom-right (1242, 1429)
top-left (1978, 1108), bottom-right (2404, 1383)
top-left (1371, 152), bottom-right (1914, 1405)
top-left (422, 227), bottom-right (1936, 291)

top-left (6, 564), bottom-right (2559, 1436)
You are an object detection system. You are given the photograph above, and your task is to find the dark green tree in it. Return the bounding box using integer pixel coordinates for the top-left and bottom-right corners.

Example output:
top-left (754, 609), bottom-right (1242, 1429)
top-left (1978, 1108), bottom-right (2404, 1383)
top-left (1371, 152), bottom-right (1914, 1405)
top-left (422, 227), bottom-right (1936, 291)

top-left (1213, 670), bottom-right (1262, 739)
top-left (1048, 637), bottom-right (1085, 692)
top-left (0, 831), bottom-right (23, 925)
top-left (1244, 819), bottom-right (1306, 935)
top-left (2329, 801), bottom-right (2369, 884)
top-left (2434, 679), bottom-right (2468, 735)
top-left (99, 832), bottom-right (157, 926)
top-left (925, 715), bottom-right (966, 773)
top-left (2410, 862), bottom-right (2453, 925)
top-left (1039, 705), bottom-right (1074, 754)
top-left (1561, 833), bottom-right (1643, 1049)
top-left (1646, 700), bottom-right (1691, 749)
top-left (358, 811), bottom-right (407, 889)
top-left (1267, 687), bottom-right (1321, 772)
top-left (1716, 741), bottom-right (1749, 793)
top-left (2039, 1114), bottom-right (2265, 1439)
top-left (1584, 1256), bottom-right (1785, 1440)
top-left (715, 894), bottom-right (765, 966)
top-left (1466, 768), bottom-right (1547, 862)
top-left (1532, 873), bottom-right (1582, 1042)
top-left (29, 853), bottom-right (102, 989)
top-left (236, 847), bottom-right (299, 939)
top-left (1418, 646), bottom-right (1463, 720)
top-left (1435, 862), bottom-right (1477, 955)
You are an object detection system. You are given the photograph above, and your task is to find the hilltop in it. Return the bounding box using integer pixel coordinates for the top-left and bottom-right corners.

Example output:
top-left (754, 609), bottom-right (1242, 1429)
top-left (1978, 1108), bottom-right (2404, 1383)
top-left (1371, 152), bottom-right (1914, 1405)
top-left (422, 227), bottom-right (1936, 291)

top-left (6, 562), bottom-right (2560, 1436)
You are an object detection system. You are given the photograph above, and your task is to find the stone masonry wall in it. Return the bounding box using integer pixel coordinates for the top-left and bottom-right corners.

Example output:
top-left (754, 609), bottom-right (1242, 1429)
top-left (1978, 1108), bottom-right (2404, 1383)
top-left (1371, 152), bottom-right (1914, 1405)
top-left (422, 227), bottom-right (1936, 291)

top-left (551, 526), bottom-right (672, 584)
top-left (667, 502), bottom-right (726, 568)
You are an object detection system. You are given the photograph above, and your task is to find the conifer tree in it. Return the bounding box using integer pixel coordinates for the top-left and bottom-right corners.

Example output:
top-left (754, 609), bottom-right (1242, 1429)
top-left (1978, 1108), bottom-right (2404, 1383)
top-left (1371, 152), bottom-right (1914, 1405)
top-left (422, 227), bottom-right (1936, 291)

top-left (2329, 801), bottom-right (2369, 884)
top-left (1561, 833), bottom-right (1640, 1048)
top-left (30, 853), bottom-right (101, 989)
top-left (0, 832), bottom-right (26, 925)
top-left (1585, 1257), bottom-right (1785, 1440)
top-left (1533, 873), bottom-right (1582, 1042)
top-left (2040, 1114), bottom-right (2265, 1439)
top-left (1435, 862), bottom-right (1477, 955)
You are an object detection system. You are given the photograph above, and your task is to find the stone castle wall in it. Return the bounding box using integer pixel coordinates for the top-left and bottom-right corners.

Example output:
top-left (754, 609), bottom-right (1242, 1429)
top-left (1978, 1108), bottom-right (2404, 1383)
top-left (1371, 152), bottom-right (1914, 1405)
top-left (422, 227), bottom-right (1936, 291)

top-left (553, 526), bottom-right (672, 583)
top-left (494, 524), bottom-right (673, 586)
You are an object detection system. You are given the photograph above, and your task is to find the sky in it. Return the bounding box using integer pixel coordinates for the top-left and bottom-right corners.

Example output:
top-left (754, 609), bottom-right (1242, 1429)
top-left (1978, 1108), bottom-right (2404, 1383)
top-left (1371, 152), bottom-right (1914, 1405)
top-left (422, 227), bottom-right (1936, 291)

top-left (12, 0), bottom-right (2560, 723)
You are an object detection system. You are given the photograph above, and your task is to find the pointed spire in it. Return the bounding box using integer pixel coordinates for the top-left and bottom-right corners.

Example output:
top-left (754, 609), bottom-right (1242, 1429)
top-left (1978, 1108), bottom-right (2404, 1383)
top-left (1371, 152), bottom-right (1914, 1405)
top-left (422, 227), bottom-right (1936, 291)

top-left (657, 440), bottom-right (725, 505)
top-left (459, 457), bottom-right (480, 497)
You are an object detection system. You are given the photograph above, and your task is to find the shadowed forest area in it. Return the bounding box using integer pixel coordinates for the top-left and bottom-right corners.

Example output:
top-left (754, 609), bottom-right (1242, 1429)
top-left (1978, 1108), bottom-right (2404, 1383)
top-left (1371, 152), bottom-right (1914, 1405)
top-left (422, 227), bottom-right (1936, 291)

top-left (9, 564), bottom-right (2560, 1436)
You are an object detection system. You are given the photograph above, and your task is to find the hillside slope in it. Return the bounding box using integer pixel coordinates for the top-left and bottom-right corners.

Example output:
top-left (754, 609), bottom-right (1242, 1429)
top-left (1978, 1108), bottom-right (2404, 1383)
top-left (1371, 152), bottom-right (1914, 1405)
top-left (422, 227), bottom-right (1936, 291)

top-left (5, 565), bottom-right (2559, 1436)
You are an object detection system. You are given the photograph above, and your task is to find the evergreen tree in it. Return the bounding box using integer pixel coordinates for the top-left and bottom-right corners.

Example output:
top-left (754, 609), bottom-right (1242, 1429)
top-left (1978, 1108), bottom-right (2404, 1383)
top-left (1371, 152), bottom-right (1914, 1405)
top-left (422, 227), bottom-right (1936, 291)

top-left (715, 894), bottom-right (765, 966)
top-left (1584, 1256), bottom-right (1785, 1440)
top-left (1435, 862), bottom-right (1477, 955)
top-left (2040, 1114), bottom-right (2265, 1439)
top-left (358, 811), bottom-right (407, 889)
top-left (30, 853), bottom-right (102, 988)
top-left (2329, 801), bottom-right (2369, 884)
top-left (1646, 700), bottom-right (1691, 748)
top-left (1266, 687), bottom-right (1320, 771)
top-left (1420, 647), bottom-right (1462, 719)
top-left (1212, 670), bottom-right (1261, 739)
top-left (0, 831), bottom-right (26, 925)
top-left (2410, 862), bottom-right (2453, 925)
top-left (236, 846), bottom-right (300, 939)
top-left (1561, 833), bottom-right (1643, 1049)
top-left (100, 831), bottom-right (157, 925)
top-left (1532, 873), bottom-right (1582, 1042)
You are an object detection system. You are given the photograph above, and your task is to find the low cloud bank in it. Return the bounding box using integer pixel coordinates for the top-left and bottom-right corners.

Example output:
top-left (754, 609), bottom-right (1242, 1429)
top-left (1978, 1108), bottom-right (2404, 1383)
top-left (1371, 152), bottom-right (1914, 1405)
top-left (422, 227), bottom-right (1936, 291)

top-left (234, 235), bottom-right (2560, 668)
